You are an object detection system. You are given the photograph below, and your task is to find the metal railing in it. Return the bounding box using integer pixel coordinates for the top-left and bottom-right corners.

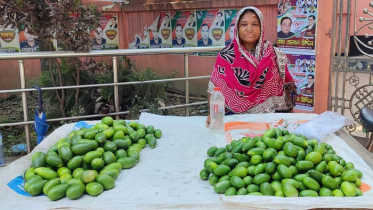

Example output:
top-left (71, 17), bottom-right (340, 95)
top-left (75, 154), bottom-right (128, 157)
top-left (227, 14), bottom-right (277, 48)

top-left (329, 0), bottom-right (373, 143)
top-left (0, 46), bottom-right (223, 153)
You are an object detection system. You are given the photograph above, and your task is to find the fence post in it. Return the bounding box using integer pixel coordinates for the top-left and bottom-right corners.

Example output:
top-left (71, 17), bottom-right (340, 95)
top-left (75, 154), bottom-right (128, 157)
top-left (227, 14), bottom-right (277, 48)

top-left (19, 60), bottom-right (31, 153)
top-left (184, 53), bottom-right (189, 116)
top-left (113, 56), bottom-right (119, 120)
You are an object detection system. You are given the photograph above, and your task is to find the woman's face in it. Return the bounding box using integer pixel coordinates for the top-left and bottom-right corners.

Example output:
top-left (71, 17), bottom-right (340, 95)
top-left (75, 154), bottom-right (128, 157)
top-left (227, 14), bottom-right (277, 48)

top-left (238, 11), bottom-right (261, 48)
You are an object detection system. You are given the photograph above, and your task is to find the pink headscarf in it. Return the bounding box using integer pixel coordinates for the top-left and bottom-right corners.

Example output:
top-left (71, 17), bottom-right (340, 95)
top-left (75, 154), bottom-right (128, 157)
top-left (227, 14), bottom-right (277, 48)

top-left (210, 6), bottom-right (296, 113)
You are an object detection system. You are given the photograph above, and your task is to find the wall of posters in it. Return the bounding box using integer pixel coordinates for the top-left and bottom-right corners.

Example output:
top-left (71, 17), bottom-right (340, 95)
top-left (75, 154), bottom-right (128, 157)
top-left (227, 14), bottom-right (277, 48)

top-left (0, 13), bottom-right (120, 53)
top-left (91, 14), bottom-right (120, 50)
top-left (128, 9), bottom-right (240, 51)
top-left (0, 25), bottom-right (19, 53)
top-left (283, 49), bottom-right (315, 111)
top-left (278, 0), bottom-right (317, 112)
top-left (277, 0), bottom-right (317, 50)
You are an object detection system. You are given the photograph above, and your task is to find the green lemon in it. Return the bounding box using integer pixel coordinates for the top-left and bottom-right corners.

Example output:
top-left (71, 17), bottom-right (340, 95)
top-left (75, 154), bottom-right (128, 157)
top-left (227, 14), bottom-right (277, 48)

top-left (154, 129), bottom-right (162, 139)
top-left (113, 131), bottom-right (124, 140)
top-left (146, 125), bottom-right (155, 134)
top-left (94, 123), bottom-right (109, 130)
top-left (113, 119), bottom-right (126, 126)
top-left (101, 116), bottom-right (114, 126)
top-left (137, 128), bottom-right (146, 138)
top-left (102, 128), bottom-right (115, 139)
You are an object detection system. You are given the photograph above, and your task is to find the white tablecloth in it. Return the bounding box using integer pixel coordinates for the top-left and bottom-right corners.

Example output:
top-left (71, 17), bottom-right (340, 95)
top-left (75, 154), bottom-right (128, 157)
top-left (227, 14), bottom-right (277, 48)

top-left (0, 113), bottom-right (372, 209)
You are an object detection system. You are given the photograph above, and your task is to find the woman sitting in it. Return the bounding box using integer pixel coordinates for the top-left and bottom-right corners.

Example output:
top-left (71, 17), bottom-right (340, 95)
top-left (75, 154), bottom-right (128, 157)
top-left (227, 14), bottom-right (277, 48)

top-left (206, 6), bottom-right (297, 127)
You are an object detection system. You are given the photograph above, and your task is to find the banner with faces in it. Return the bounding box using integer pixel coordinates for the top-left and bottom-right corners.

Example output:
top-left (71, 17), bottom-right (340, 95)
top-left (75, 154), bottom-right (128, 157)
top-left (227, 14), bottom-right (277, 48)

top-left (277, 0), bottom-right (318, 50)
top-left (283, 49), bottom-right (316, 111)
top-left (0, 14), bottom-right (121, 53)
top-left (129, 9), bottom-right (242, 50)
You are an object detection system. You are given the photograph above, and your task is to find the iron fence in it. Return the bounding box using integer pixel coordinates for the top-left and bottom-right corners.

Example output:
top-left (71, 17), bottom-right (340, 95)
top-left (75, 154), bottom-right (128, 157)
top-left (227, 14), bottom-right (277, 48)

top-left (330, 0), bottom-right (373, 143)
top-left (0, 47), bottom-right (224, 153)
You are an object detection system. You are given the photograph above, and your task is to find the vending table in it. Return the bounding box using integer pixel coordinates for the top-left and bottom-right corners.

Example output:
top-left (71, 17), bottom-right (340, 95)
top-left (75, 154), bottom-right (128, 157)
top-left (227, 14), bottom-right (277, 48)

top-left (0, 113), bottom-right (372, 209)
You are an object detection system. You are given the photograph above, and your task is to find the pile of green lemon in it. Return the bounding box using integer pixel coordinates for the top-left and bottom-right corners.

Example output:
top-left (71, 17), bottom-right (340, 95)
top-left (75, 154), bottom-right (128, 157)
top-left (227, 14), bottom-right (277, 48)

top-left (24, 116), bottom-right (162, 201)
top-left (200, 128), bottom-right (364, 197)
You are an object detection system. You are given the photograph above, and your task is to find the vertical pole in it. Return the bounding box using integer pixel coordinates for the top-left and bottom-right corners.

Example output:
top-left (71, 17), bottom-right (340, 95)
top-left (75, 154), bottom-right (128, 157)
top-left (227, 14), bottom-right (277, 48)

top-left (19, 60), bottom-right (31, 153)
top-left (113, 56), bottom-right (120, 120)
top-left (184, 54), bottom-right (189, 116)
top-left (329, 0), bottom-right (338, 111)
top-left (341, 0), bottom-right (351, 115)
top-left (333, 0), bottom-right (344, 112)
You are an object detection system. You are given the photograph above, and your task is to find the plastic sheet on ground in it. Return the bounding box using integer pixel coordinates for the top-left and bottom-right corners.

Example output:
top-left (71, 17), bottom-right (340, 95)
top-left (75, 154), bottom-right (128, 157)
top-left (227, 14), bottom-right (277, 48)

top-left (0, 113), bottom-right (372, 209)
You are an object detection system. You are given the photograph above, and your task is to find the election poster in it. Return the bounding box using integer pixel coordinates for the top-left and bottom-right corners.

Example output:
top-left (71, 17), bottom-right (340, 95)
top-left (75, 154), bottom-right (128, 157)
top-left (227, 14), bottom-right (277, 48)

top-left (128, 12), bottom-right (171, 49)
top-left (128, 25), bottom-right (150, 49)
top-left (149, 15), bottom-right (163, 49)
top-left (19, 25), bottom-right (42, 52)
top-left (91, 14), bottom-right (119, 50)
top-left (196, 10), bottom-right (223, 47)
top-left (171, 11), bottom-right (197, 48)
top-left (277, 0), bottom-right (318, 50)
top-left (224, 9), bottom-right (238, 46)
top-left (156, 12), bottom-right (172, 48)
top-left (211, 10), bottom-right (225, 46)
top-left (0, 25), bottom-right (19, 53)
top-left (283, 49), bottom-right (315, 111)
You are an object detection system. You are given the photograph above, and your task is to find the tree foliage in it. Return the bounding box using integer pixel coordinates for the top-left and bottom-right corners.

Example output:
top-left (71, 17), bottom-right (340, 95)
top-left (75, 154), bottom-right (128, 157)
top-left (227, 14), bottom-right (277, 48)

top-left (0, 0), bottom-right (101, 51)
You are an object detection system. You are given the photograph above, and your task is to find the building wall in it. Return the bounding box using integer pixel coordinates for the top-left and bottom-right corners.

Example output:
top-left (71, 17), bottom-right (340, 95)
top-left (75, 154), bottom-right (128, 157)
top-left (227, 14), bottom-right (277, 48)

top-left (0, 0), bottom-right (334, 114)
top-left (0, 60), bottom-right (41, 99)
top-left (121, 1), bottom-right (278, 96)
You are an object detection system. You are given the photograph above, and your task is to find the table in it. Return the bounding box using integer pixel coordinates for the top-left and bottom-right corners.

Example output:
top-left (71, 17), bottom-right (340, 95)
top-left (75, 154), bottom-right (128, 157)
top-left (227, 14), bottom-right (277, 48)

top-left (0, 113), bottom-right (372, 209)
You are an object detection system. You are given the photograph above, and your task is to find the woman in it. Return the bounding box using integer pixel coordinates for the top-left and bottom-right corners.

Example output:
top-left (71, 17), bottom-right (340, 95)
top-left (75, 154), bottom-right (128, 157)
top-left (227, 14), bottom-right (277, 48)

top-left (206, 6), bottom-right (297, 127)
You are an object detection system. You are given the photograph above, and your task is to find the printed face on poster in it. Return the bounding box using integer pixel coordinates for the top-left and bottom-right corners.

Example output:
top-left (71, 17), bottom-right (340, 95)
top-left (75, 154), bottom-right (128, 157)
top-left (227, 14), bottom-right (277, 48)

top-left (284, 51), bottom-right (315, 111)
top-left (0, 25), bottom-right (19, 52)
top-left (172, 11), bottom-right (197, 48)
top-left (277, 0), bottom-right (317, 50)
top-left (224, 10), bottom-right (237, 46)
top-left (91, 14), bottom-right (119, 50)
top-left (19, 25), bottom-right (42, 52)
top-left (154, 12), bottom-right (172, 48)
top-left (196, 10), bottom-right (224, 47)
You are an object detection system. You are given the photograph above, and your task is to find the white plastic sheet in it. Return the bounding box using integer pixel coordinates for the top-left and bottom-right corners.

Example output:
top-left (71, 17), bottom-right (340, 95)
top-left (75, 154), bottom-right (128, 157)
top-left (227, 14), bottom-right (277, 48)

top-left (0, 113), bottom-right (372, 209)
top-left (292, 111), bottom-right (355, 141)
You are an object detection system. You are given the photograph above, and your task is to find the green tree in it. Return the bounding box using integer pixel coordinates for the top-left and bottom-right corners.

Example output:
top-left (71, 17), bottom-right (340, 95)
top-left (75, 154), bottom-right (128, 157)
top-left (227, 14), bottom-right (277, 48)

top-left (0, 0), bottom-right (101, 117)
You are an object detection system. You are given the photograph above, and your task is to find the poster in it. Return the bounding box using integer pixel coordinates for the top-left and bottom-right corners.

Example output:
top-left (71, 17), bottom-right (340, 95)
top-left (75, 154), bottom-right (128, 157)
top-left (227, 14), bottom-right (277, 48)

top-left (156, 12), bottom-right (172, 48)
top-left (196, 10), bottom-right (224, 47)
top-left (171, 11), bottom-right (197, 48)
top-left (129, 25), bottom-right (149, 49)
top-left (19, 25), bottom-right (42, 52)
top-left (224, 10), bottom-right (238, 46)
top-left (0, 25), bottom-right (19, 52)
top-left (277, 0), bottom-right (317, 50)
top-left (283, 49), bottom-right (315, 111)
top-left (91, 14), bottom-right (119, 50)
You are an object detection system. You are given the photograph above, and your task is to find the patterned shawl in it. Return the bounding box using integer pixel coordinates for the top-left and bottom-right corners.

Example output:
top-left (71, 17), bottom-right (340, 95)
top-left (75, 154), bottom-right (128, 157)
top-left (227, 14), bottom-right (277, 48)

top-left (209, 6), bottom-right (296, 113)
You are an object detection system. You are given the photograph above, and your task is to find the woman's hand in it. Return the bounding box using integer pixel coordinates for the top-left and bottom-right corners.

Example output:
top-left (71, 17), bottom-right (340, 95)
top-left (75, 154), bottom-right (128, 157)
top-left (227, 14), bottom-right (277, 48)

top-left (206, 115), bottom-right (211, 127)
